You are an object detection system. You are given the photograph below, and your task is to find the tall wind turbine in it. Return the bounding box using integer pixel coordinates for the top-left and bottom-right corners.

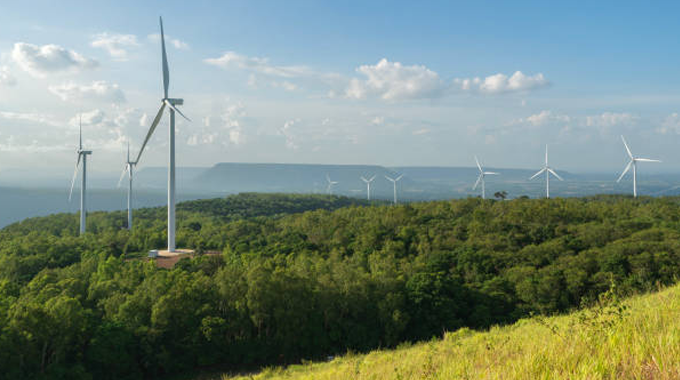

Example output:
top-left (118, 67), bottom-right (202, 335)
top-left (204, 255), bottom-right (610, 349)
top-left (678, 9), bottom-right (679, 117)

top-left (326, 174), bottom-right (338, 195)
top-left (385, 174), bottom-right (403, 205)
top-left (118, 139), bottom-right (136, 230)
top-left (473, 156), bottom-right (499, 199)
top-left (617, 135), bottom-right (660, 197)
top-left (529, 145), bottom-right (563, 198)
top-left (135, 17), bottom-right (191, 252)
top-left (360, 175), bottom-right (375, 200)
top-left (68, 115), bottom-right (92, 236)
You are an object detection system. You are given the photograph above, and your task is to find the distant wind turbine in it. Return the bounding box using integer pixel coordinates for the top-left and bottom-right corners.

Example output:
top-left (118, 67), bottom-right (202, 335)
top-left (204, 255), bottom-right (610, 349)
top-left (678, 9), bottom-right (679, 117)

top-left (135, 17), bottom-right (190, 252)
top-left (617, 135), bottom-right (660, 197)
top-left (117, 139), bottom-right (136, 230)
top-left (68, 115), bottom-right (92, 235)
top-left (529, 145), bottom-right (563, 199)
top-left (385, 174), bottom-right (403, 205)
top-left (360, 175), bottom-right (376, 200)
top-left (326, 174), bottom-right (338, 195)
top-left (473, 156), bottom-right (499, 199)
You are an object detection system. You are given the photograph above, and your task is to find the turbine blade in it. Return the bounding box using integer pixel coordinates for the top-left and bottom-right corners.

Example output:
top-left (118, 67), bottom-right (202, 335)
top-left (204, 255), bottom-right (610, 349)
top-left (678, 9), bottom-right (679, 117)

top-left (117, 166), bottom-right (128, 188)
top-left (545, 144), bottom-right (548, 166)
top-left (68, 157), bottom-right (81, 202)
top-left (79, 114), bottom-right (82, 150)
top-left (617, 160), bottom-right (633, 183)
top-left (475, 156), bottom-right (482, 172)
top-left (548, 168), bottom-right (564, 181)
top-left (360, 176), bottom-right (367, 183)
top-left (160, 16), bottom-right (169, 99)
top-left (369, 175), bottom-right (375, 182)
top-left (621, 135), bottom-right (633, 159)
top-left (635, 158), bottom-right (661, 163)
top-left (484, 171), bottom-right (500, 175)
top-left (529, 168), bottom-right (546, 180)
top-left (395, 175), bottom-right (403, 181)
top-left (326, 174), bottom-right (331, 183)
top-left (164, 99), bottom-right (191, 121)
top-left (385, 175), bottom-right (394, 182)
top-left (135, 103), bottom-right (166, 164)
top-left (473, 174), bottom-right (482, 190)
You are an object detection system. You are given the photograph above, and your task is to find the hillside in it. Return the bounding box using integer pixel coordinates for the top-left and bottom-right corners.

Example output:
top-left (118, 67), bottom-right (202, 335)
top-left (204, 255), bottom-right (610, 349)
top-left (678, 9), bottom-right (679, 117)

top-left (223, 283), bottom-right (680, 380)
top-left (2, 194), bottom-right (680, 379)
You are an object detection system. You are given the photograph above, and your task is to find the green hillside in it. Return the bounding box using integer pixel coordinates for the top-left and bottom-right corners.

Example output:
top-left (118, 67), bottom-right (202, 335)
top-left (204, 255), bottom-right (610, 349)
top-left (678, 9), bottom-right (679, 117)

top-left (1, 193), bottom-right (680, 379)
top-left (223, 282), bottom-right (680, 380)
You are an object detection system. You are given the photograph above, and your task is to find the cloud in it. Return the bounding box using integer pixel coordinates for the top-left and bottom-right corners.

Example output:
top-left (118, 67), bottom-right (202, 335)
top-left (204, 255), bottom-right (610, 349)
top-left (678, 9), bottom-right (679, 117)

top-left (49, 81), bottom-right (125, 103)
top-left (279, 119), bottom-right (300, 150)
top-left (345, 59), bottom-right (446, 100)
top-left (0, 66), bottom-right (17, 86)
top-left (69, 109), bottom-right (105, 126)
top-left (205, 51), bottom-right (311, 78)
top-left (188, 101), bottom-right (247, 147)
top-left (370, 116), bottom-right (385, 125)
top-left (585, 112), bottom-right (637, 128)
top-left (454, 71), bottom-right (549, 94)
top-left (412, 128), bottom-right (430, 135)
top-left (657, 113), bottom-right (680, 135)
top-left (91, 33), bottom-right (140, 60)
top-left (11, 42), bottom-right (98, 77)
top-left (148, 34), bottom-right (189, 50)
top-left (0, 110), bottom-right (60, 127)
top-left (522, 110), bottom-right (571, 127)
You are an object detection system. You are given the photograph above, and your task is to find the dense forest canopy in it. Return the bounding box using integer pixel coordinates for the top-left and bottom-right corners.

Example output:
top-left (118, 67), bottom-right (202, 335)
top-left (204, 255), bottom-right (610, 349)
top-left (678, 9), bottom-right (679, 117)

top-left (1, 193), bottom-right (679, 379)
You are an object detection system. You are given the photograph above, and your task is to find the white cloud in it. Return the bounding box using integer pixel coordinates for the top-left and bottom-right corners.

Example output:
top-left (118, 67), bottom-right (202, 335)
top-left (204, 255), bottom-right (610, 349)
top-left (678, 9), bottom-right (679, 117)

top-left (69, 109), bottom-right (105, 126)
top-left (148, 34), bottom-right (189, 50)
top-left (0, 111), bottom-right (60, 127)
top-left (0, 66), bottom-right (17, 86)
top-left (454, 71), bottom-right (549, 94)
top-left (523, 110), bottom-right (571, 127)
top-left (11, 42), bottom-right (98, 77)
top-left (49, 81), bottom-right (125, 104)
top-left (585, 112), bottom-right (637, 128)
top-left (657, 113), bottom-right (680, 135)
top-left (413, 128), bottom-right (430, 135)
top-left (370, 116), bottom-right (385, 125)
top-left (280, 119), bottom-right (300, 150)
top-left (205, 51), bottom-right (310, 78)
top-left (91, 33), bottom-right (140, 60)
top-left (345, 58), bottom-right (445, 101)
top-left (139, 113), bottom-right (148, 127)
top-left (188, 101), bottom-right (247, 147)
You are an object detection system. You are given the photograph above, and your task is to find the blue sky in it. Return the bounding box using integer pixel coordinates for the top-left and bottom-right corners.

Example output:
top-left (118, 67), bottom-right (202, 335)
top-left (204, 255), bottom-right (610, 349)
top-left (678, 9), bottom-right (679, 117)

top-left (1, 0), bottom-right (680, 174)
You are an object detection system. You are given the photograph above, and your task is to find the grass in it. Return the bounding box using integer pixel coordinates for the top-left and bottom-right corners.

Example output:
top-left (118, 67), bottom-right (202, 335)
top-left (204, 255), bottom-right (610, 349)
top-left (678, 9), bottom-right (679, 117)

top-left (219, 283), bottom-right (680, 380)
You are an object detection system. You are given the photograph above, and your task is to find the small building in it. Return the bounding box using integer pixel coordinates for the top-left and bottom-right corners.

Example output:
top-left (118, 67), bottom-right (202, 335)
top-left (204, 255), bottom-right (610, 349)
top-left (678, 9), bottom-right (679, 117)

top-left (148, 249), bottom-right (159, 258)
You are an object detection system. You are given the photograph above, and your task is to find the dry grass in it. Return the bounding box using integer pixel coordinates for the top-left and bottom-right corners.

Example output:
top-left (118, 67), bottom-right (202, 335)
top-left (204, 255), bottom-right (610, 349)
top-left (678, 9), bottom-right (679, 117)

top-left (220, 284), bottom-right (680, 380)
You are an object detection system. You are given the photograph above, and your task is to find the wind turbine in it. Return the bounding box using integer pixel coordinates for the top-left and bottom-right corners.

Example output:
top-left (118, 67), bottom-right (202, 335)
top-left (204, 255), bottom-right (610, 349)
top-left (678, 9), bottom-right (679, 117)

top-left (385, 174), bottom-right (403, 205)
top-left (529, 145), bottom-right (563, 198)
top-left (135, 17), bottom-right (190, 252)
top-left (326, 174), bottom-right (338, 195)
top-left (617, 135), bottom-right (660, 197)
top-left (118, 139), bottom-right (136, 230)
top-left (360, 175), bottom-right (375, 200)
top-left (68, 115), bottom-right (92, 236)
top-left (473, 156), bottom-right (499, 199)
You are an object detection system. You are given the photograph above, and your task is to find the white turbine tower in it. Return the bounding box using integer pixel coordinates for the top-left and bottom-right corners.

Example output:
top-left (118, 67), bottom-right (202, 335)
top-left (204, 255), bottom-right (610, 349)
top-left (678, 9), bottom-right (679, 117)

top-left (326, 174), bottom-right (338, 195)
top-left (617, 135), bottom-right (660, 197)
top-left (68, 115), bottom-right (92, 236)
top-left (360, 175), bottom-right (375, 200)
top-left (473, 156), bottom-right (499, 199)
top-left (529, 145), bottom-right (563, 199)
top-left (118, 140), bottom-right (136, 230)
top-left (385, 174), bottom-right (403, 205)
top-left (136, 17), bottom-right (190, 252)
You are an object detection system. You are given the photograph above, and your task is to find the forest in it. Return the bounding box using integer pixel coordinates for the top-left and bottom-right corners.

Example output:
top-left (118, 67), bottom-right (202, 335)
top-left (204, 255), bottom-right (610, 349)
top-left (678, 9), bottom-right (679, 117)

top-left (1, 193), bottom-right (679, 379)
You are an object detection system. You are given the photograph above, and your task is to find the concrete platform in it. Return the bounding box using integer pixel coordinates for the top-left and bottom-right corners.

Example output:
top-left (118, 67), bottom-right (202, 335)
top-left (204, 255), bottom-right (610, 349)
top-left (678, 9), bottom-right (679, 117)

top-left (157, 248), bottom-right (195, 257)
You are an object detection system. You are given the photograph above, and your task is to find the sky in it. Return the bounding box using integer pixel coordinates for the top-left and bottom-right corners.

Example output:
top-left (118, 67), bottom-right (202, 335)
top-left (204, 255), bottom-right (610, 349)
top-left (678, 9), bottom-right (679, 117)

top-left (1, 0), bottom-right (680, 174)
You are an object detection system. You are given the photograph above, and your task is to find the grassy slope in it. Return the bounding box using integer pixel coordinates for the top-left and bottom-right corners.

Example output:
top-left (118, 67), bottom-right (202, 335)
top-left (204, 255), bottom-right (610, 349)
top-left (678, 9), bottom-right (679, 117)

top-left (222, 284), bottom-right (680, 380)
